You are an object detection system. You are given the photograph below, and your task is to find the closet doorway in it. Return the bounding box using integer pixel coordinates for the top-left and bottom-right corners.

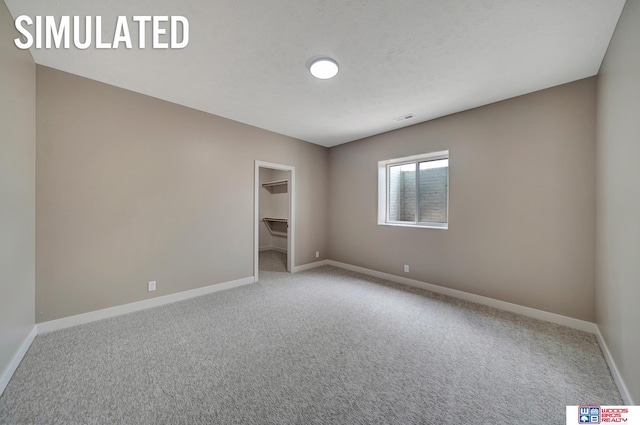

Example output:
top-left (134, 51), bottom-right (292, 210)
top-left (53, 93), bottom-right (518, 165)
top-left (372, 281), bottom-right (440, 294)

top-left (254, 161), bottom-right (295, 280)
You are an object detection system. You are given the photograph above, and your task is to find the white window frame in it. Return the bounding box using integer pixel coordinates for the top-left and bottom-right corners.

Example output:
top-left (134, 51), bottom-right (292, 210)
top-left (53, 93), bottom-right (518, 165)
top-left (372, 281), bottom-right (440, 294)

top-left (377, 150), bottom-right (449, 229)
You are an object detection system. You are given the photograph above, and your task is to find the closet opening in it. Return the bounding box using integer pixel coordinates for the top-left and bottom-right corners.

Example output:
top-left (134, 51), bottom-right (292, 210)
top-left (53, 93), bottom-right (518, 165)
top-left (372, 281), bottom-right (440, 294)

top-left (254, 161), bottom-right (295, 280)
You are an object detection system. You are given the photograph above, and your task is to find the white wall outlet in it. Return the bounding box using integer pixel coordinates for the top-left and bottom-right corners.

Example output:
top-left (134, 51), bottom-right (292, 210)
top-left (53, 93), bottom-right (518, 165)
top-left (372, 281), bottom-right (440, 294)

top-left (404, 265), bottom-right (410, 273)
top-left (148, 281), bottom-right (156, 292)
top-left (316, 251), bottom-right (320, 258)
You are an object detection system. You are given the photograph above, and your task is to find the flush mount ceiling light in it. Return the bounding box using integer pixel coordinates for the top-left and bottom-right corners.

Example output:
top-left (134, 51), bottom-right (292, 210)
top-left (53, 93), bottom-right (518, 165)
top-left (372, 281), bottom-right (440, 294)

top-left (309, 58), bottom-right (339, 79)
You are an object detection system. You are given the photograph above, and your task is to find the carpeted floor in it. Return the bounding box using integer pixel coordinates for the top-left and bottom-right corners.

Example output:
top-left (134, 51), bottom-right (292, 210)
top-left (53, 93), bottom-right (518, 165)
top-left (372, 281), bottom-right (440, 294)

top-left (259, 250), bottom-right (288, 273)
top-left (0, 263), bottom-right (622, 424)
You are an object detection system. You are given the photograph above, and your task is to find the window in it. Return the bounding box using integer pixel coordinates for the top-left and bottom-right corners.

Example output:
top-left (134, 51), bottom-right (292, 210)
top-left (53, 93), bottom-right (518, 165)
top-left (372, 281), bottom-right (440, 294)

top-left (378, 150), bottom-right (449, 229)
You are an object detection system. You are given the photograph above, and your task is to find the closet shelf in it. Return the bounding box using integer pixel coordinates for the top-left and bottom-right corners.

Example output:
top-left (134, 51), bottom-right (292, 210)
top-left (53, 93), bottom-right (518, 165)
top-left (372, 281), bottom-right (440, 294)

top-left (262, 218), bottom-right (288, 223)
top-left (261, 180), bottom-right (288, 193)
top-left (262, 218), bottom-right (288, 236)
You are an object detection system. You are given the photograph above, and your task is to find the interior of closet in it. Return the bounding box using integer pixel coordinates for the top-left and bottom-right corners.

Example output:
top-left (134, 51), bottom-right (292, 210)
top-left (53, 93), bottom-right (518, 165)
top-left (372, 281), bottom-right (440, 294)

top-left (258, 167), bottom-right (289, 272)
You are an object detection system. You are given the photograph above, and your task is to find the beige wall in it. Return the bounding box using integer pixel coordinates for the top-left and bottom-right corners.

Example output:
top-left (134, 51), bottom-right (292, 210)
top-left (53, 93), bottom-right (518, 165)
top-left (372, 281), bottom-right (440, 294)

top-left (0, 1), bottom-right (35, 383)
top-left (596, 0), bottom-right (640, 404)
top-left (328, 78), bottom-right (597, 321)
top-left (259, 168), bottom-right (274, 249)
top-left (36, 66), bottom-right (329, 322)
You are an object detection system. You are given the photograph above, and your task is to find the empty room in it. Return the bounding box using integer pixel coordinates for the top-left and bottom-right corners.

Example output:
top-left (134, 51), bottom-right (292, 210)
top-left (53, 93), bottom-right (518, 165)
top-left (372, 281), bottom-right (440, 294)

top-left (1, 0), bottom-right (639, 423)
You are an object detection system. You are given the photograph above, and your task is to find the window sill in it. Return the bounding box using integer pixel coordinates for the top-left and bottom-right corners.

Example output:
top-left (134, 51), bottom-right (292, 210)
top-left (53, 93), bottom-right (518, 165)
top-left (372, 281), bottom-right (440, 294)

top-left (378, 222), bottom-right (448, 230)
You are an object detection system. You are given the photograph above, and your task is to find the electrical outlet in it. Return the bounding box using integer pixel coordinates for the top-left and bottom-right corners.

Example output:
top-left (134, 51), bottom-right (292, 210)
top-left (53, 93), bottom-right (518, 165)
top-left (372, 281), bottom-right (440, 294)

top-left (403, 265), bottom-right (410, 273)
top-left (316, 251), bottom-right (320, 258)
top-left (148, 281), bottom-right (156, 292)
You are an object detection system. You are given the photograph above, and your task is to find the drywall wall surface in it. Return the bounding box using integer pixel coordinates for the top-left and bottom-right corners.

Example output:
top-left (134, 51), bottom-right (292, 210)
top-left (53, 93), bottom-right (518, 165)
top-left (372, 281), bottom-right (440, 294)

top-left (259, 168), bottom-right (275, 249)
top-left (36, 66), bottom-right (329, 322)
top-left (329, 78), bottom-right (597, 321)
top-left (267, 169), bottom-right (290, 220)
top-left (596, 0), bottom-right (640, 403)
top-left (0, 0), bottom-right (36, 380)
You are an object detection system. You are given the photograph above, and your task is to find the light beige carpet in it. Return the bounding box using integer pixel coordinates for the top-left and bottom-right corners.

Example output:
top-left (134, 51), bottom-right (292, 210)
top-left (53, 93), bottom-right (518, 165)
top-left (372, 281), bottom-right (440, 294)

top-left (0, 265), bottom-right (622, 424)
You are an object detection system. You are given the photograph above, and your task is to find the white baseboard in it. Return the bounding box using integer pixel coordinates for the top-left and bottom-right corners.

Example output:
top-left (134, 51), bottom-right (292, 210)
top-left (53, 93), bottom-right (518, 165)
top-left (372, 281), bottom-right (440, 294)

top-left (594, 325), bottom-right (634, 405)
top-left (293, 259), bottom-right (329, 273)
top-left (326, 260), bottom-right (597, 334)
top-left (259, 246), bottom-right (288, 254)
top-left (37, 276), bottom-right (255, 334)
top-left (0, 326), bottom-right (36, 397)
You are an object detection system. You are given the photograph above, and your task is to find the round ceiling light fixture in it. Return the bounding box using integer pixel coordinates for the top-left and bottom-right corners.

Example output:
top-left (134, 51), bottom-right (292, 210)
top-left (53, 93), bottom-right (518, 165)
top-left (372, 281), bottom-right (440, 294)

top-left (309, 58), bottom-right (339, 79)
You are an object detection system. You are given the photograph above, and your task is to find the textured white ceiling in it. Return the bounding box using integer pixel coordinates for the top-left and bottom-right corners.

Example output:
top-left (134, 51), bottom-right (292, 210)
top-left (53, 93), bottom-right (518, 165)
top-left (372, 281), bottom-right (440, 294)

top-left (4, 0), bottom-right (626, 147)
